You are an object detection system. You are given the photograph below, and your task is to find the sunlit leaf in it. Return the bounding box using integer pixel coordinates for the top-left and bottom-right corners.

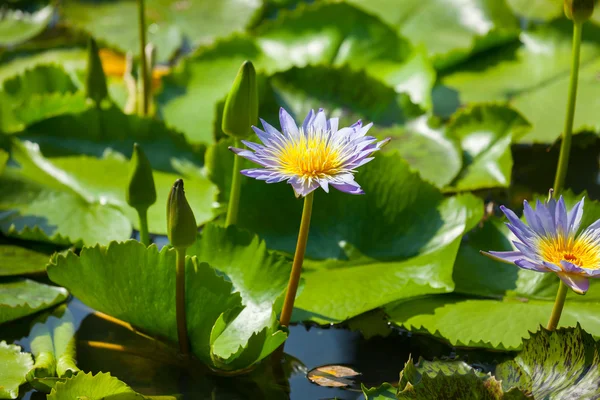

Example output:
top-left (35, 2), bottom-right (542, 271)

top-left (0, 341), bottom-right (33, 399)
top-left (0, 279), bottom-right (68, 325)
top-left (47, 372), bottom-right (148, 400)
top-left (0, 5), bottom-right (53, 47)
top-left (346, 0), bottom-right (520, 69)
top-left (506, 0), bottom-right (563, 20)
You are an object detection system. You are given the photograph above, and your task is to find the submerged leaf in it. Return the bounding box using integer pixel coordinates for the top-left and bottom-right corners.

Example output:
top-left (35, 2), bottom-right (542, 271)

top-left (0, 341), bottom-right (33, 399)
top-left (0, 279), bottom-right (68, 325)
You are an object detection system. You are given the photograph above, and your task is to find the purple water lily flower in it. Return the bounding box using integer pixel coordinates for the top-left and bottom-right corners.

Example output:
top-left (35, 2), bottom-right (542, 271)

top-left (482, 196), bottom-right (600, 295)
top-left (229, 107), bottom-right (390, 198)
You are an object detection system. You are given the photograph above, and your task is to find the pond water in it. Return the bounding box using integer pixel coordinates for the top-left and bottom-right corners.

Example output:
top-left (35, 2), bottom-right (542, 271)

top-left (3, 295), bottom-right (482, 400)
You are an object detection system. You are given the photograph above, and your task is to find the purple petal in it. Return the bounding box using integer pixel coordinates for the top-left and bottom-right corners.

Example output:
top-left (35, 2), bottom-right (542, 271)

top-left (331, 182), bottom-right (365, 195)
top-left (557, 272), bottom-right (589, 295)
top-left (536, 199), bottom-right (556, 235)
top-left (560, 259), bottom-right (585, 273)
top-left (555, 196), bottom-right (568, 235)
top-left (568, 198), bottom-right (584, 234)
top-left (312, 109), bottom-right (327, 132)
top-left (482, 250), bottom-right (524, 264)
top-left (302, 109), bottom-right (315, 133)
top-left (523, 200), bottom-right (545, 235)
top-left (328, 117), bottom-right (339, 133)
top-left (541, 261), bottom-right (562, 272)
top-left (279, 108), bottom-right (299, 137)
top-left (515, 259), bottom-right (550, 272)
top-left (500, 206), bottom-right (534, 238)
top-left (290, 177), bottom-right (319, 198)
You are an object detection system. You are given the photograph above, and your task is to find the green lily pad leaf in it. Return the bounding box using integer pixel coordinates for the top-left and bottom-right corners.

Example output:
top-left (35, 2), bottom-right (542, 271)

top-left (61, 0), bottom-right (262, 62)
top-left (0, 245), bottom-right (52, 276)
top-left (0, 341), bottom-right (33, 399)
top-left (0, 5), bottom-right (53, 47)
top-left (187, 223), bottom-right (290, 367)
top-left (209, 137), bottom-right (483, 323)
top-left (47, 371), bottom-right (149, 400)
top-left (386, 294), bottom-right (600, 350)
top-left (363, 383), bottom-right (397, 400)
top-left (0, 138), bottom-right (216, 245)
top-left (0, 278), bottom-right (68, 325)
top-left (47, 240), bottom-right (284, 371)
top-left (506, 0), bottom-right (563, 20)
top-left (448, 104), bottom-right (530, 191)
top-left (0, 49), bottom-right (87, 84)
top-left (440, 22), bottom-right (600, 143)
top-left (158, 2), bottom-right (432, 144)
top-left (346, 0), bottom-right (520, 69)
top-left (496, 325), bottom-right (600, 399)
top-left (380, 116), bottom-right (461, 188)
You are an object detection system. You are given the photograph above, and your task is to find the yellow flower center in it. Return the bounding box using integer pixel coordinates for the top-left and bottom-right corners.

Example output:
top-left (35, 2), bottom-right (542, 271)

top-left (538, 234), bottom-right (600, 269)
top-left (277, 129), bottom-right (344, 179)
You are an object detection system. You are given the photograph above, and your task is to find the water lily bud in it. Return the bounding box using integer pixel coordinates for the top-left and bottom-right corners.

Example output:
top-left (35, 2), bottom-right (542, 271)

top-left (85, 37), bottom-right (109, 105)
top-left (126, 143), bottom-right (157, 212)
top-left (167, 179), bottom-right (197, 249)
top-left (564, 0), bottom-right (594, 22)
top-left (222, 60), bottom-right (258, 139)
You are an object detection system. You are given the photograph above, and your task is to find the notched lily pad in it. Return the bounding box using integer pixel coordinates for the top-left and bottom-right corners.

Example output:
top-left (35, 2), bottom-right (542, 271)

top-left (47, 240), bottom-right (286, 371)
top-left (0, 341), bottom-right (33, 399)
top-left (0, 278), bottom-right (68, 325)
top-left (496, 325), bottom-right (600, 399)
top-left (0, 244), bottom-right (52, 276)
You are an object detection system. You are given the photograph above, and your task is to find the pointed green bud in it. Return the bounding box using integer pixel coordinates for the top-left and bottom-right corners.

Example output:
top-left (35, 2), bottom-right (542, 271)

top-left (126, 143), bottom-right (157, 212)
top-left (222, 60), bottom-right (258, 139)
top-left (167, 179), bottom-right (197, 249)
top-left (85, 38), bottom-right (109, 105)
top-left (564, 0), bottom-right (594, 22)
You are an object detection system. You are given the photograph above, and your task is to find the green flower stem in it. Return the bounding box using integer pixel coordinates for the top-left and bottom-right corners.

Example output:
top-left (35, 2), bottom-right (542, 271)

top-left (137, 0), bottom-right (149, 116)
top-left (138, 208), bottom-right (150, 246)
top-left (553, 21), bottom-right (583, 194)
top-left (226, 139), bottom-right (243, 226)
top-left (279, 192), bottom-right (314, 327)
top-left (547, 281), bottom-right (568, 331)
top-left (175, 247), bottom-right (189, 355)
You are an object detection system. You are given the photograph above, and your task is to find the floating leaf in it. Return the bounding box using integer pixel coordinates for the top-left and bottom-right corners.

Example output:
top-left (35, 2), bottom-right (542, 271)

top-left (0, 245), bottom-right (52, 276)
top-left (0, 341), bottom-right (33, 399)
top-left (61, 0), bottom-right (263, 62)
top-left (187, 224), bottom-right (290, 367)
top-left (0, 278), bottom-right (68, 325)
top-left (47, 240), bottom-right (286, 371)
top-left (439, 22), bottom-right (600, 143)
top-left (346, 0), bottom-right (520, 69)
top-left (496, 325), bottom-right (600, 399)
top-left (385, 294), bottom-right (600, 350)
top-left (0, 5), bottom-right (53, 47)
top-left (0, 139), bottom-right (216, 245)
top-left (158, 2), bottom-right (432, 144)
top-left (363, 383), bottom-right (397, 400)
top-left (447, 104), bottom-right (530, 191)
top-left (506, 0), bottom-right (563, 20)
top-left (47, 372), bottom-right (147, 400)
top-left (380, 116), bottom-right (462, 188)
top-left (307, 365), bottom-right (360, 388)
top-left (209, 139), bottom-right (483, 323)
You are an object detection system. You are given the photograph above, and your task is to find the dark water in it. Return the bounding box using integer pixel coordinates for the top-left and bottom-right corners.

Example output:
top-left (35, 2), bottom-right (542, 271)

top-left (3, 296), bottom-right (486, 400)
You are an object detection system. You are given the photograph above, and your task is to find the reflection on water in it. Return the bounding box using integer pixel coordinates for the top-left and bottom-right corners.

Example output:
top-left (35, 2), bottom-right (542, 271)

top-left (4, 298), bottom-right (471, 400)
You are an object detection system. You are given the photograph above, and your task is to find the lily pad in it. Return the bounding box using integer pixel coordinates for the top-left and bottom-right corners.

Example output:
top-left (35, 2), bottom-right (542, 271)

top-left (506, 0), bottom-right (562, 20)
top-left (0, 5), bottom-right (53, 47)
top-left (0, 341), bottom-right (33, 399)
top-left (496, 325), bottom-right (600, 399)
top-left (448, 104), bottom-right (530, 191)
top-left (61, 0), bottom-right (263, 62)
top-left (380, 116), bottom-right (462, 188)
top-left (187, 223), bottom-right (291, 365)
top-left (47, 240), bottom-right (286, 371)
top-left (158, 2), bottom-right (433, 144)
top-left (346, 0), bottom-right (520, 69)
top-left (0, 278), bottom-right (68, 325)
top-left (209, 138), bottom-right (483, 323)
top-left (0, 139), bottom-right (216, 245)
top-left (439, 22), bottom-right (600, 143)
top-left (385, 294), bottom-right (600, 350)
top-left (0, 245), bottom-right (52, 276)
top-left (47, 372), bottom-right (149, 400)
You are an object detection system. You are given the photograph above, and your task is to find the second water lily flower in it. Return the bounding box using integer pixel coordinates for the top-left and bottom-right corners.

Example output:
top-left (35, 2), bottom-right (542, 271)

top-left (483, 196), bottom-right (600, 294)
top-left (229, 107), bottom-right (389, 197)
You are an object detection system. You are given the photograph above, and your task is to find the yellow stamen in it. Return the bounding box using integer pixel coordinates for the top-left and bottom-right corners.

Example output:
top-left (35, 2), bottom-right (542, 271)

top-left (277, 129), bottom-right (343, 180)
top-left (539, 234), bottom-right (600, 269)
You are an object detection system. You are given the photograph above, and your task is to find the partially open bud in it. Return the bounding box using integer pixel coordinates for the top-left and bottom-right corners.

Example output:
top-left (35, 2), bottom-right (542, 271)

top-left (564, 0), bottom-right (594, 23)
top-left (167, 179), bottom-right (197, 249)
top-left (222, 60), bottom-right (258, 139)
top-left (126, 143), bottom-right (157, 212)
top-left (85, 38), bottom-right (109, 106)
